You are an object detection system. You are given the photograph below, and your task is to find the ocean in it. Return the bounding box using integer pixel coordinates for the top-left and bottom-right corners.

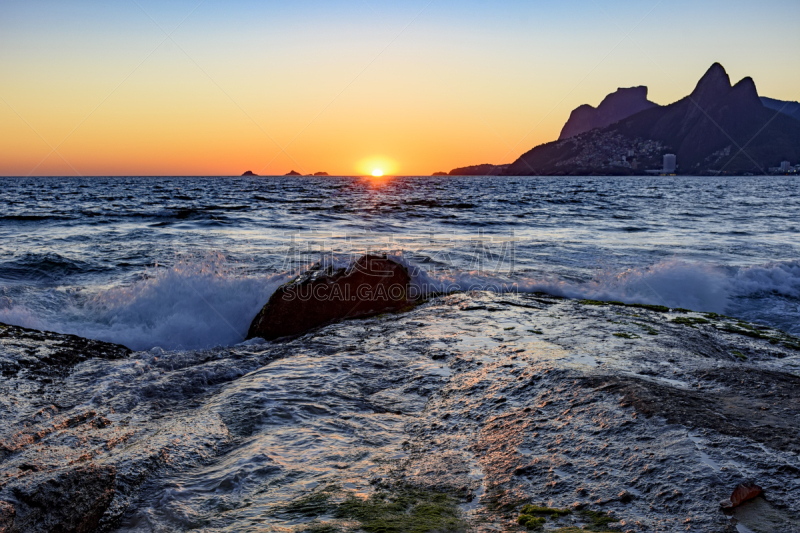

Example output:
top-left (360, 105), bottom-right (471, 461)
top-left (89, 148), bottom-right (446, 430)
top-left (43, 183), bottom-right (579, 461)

top-left (2, 175), bottom-right (800, 533)
top-left (1, 175), bottom-right (798, 351)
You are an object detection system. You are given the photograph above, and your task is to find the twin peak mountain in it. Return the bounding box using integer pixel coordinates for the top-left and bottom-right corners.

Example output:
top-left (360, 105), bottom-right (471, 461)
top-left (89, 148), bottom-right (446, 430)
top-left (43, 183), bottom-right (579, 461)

top-left (455, 64), bottom-right (800, 176)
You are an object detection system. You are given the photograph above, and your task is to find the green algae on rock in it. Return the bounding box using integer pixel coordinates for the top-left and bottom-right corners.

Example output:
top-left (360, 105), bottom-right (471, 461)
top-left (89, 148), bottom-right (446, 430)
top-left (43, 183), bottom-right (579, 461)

top-left (275, 485), bottom-right (467, 533)
top-left (517, 514), bottom-right (546, 529)
top-left (577, 299), bottom-right (673, 313)
top-left (517, 504), bottom-right (572, 529)
top-left (732, 350), bottom-right (747, 361)
top-left (671, 316), bottom-right (711, 327)
top-left (335, 489), bottom-right (466, 533)
top-left (579, 509), bottom-right (620, 530)
top-left (635, 323), bottom-right (659, 335)
top-left (520, 505), bottom-right (572, 517)
top-left (279, 486), bottom-right (339, 517)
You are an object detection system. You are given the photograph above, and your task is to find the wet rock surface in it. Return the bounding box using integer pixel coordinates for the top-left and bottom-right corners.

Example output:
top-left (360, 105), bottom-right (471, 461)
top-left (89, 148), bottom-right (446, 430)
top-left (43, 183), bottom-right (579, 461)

top-left (8, 464), bottom-right (116, 533)
top-left (0, 323), bottom-right (131, 380)
top-left (582, 367), bottom-right (800, 454)
top-left (1, 293), bottom-right (799, 532)
top-left (247, 255), bottom-right (413, 341)
top-left (0, 501), bottom-right (14, 532)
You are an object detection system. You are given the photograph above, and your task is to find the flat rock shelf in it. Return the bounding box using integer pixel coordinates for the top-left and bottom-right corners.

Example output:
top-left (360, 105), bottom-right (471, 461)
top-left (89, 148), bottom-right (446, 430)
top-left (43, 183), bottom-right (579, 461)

top-left (0, 293), bottom-right (799, 532)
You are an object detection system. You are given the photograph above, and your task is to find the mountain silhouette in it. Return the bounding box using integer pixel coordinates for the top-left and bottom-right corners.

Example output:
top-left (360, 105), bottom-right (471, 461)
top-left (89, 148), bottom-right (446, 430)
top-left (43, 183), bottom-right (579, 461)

top-left (559, 86), bottom-right (657, 139)
top-left (506, 64), bottom-right (800, 175)
top-left (761, 97), bottom-right (800, 123)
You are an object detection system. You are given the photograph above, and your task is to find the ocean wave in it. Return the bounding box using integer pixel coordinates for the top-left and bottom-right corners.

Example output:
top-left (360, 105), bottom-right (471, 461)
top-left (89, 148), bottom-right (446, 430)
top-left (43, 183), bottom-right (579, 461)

top-left (0, 253), bottom-right (100, 283)
top-left (2, 255), bottom-right (798, 351)
top-left (731, 260), bottom-right (800, 299)
top-left (411, 258), bottom-right (800, 315)
top-left (0, 254), bottom-right (288, 352)
top-left (0, 214), bottom-right (73, 222)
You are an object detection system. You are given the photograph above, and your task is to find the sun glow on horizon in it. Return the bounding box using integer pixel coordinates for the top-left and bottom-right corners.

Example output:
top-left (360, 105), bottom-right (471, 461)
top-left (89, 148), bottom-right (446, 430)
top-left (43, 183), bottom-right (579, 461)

top-left (3, 2), bottom-right (798, 177)
top-left (358, 157), bottom-right (396, 177)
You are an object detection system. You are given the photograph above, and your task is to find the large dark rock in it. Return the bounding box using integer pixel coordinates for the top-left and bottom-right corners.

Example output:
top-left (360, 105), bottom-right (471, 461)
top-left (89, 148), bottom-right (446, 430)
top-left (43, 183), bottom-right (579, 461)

top-left (9, 464), bottom-right (115, 533)
top-left (559, 86), bottom-right (657, 140)
top-left (241, 170), bottom-right (258, 177)
top-left (284, 170), bottom-right (302, 176)
top-left (247, 256), bottom-right (413, 341)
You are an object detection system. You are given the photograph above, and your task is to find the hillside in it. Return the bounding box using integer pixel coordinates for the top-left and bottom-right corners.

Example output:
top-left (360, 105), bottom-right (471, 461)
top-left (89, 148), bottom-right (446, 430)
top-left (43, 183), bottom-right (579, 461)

top-left (506, 64), bottom-right (800, 175)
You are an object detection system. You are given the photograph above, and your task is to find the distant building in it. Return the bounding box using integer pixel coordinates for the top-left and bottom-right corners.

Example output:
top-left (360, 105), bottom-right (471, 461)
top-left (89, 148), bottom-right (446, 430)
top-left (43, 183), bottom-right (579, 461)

top-left (663, 154), bottom-right (677, 174)
top-left (781, 161), bottom-right (791, 172)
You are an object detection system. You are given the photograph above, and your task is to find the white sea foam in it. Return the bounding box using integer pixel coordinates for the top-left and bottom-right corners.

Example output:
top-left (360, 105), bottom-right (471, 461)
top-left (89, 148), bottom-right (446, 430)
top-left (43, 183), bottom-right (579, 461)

top-left (0, 254), bottom-right (289, 351)
top-left (1, 255), bottom-right (798, 351)
top-left (411, 257), bottom-right (800, 315)
top-left (731, 260), bottom-right (800, 299)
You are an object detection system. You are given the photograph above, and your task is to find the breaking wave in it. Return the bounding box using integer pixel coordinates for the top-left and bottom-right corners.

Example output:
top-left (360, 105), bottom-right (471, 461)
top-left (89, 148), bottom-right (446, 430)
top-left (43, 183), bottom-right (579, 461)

top-left (0, 254), bottom-right (288, 352)
top-left (412, 257), bottom-right (800, 317)
top-left (2, 255), bottom-right (798, 351)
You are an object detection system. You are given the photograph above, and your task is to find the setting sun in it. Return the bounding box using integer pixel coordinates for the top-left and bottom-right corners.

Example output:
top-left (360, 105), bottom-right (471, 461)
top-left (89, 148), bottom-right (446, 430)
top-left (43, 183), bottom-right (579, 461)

top-left (358, 157), bottom-right (396, 177)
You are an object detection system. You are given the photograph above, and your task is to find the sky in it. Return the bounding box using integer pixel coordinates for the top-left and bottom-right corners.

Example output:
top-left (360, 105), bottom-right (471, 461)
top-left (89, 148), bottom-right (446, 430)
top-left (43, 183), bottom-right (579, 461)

top-left (1, 0), bottom-right (798, 177)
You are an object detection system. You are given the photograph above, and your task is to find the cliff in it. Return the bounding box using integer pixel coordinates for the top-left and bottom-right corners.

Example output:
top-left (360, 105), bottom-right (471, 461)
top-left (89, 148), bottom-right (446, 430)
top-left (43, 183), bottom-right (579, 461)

top-left (506, 64), bottom-right (800, 175)
top-left (559, 86), bottom-right (657, 139)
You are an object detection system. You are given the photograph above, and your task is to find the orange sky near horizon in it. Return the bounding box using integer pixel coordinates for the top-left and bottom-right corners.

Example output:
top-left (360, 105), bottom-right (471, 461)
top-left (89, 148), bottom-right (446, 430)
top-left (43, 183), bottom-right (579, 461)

top-left (1, 0), bottom-right (798, 177)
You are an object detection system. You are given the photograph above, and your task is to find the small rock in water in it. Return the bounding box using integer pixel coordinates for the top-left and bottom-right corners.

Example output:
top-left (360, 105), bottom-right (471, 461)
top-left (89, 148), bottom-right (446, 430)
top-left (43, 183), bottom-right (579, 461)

top-left (247, 255), bottom-right (413, 341)
top-left (720, 481), bottom-right (762, 509)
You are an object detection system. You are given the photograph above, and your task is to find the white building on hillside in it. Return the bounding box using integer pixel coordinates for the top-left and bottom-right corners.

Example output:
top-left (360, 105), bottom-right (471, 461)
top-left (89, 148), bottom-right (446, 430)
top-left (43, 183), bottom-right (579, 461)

top-left (663, 154), bottom-right (677, 174)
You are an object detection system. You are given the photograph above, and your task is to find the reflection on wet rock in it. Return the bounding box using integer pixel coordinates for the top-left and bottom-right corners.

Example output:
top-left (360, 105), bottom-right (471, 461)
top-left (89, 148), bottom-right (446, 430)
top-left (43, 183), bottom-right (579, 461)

top-left (1, 291), bottom-right (799, 532)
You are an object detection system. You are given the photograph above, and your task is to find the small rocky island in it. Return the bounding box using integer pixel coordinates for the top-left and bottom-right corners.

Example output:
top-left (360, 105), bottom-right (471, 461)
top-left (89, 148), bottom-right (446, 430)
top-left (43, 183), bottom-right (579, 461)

top-left (1, 259), bottom-right (799, 532)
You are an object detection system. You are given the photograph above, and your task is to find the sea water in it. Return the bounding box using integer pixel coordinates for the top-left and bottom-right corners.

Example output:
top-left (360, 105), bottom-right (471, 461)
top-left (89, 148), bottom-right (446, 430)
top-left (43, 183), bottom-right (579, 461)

top-left (2, 175), bottom-right (800, 532)
top-left (1, 175), bottom-right (797, 351)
